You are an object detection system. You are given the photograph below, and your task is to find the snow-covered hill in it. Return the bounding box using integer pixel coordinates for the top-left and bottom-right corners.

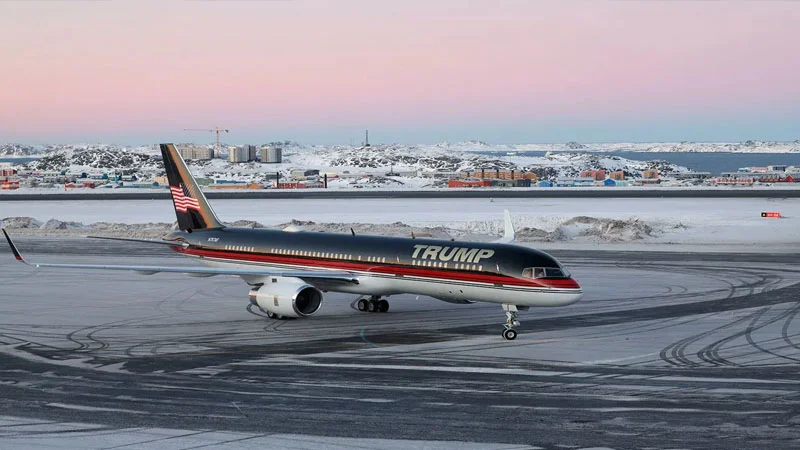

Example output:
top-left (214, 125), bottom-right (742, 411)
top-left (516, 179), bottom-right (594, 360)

top-left (0, 143), bottom-right (40, 157)
top-left (513, 141), bottom-right (800, 153)
top-left (17, 143), bottom-right (690, 186)
top-left (24, 145), bottom-right (159, 175)
top-left (638, 141), bottom-right (800, 153)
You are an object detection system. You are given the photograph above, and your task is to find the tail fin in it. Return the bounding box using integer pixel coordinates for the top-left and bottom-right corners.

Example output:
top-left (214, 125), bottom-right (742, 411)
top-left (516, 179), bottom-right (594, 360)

top-left (160, 143), bottom-right (224, 231)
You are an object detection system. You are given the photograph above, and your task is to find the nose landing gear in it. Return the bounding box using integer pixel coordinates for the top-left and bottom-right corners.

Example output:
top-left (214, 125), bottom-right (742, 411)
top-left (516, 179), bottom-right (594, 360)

top-left (502, 304), bottom-right (520, 340)
top-left (357, 295), bottom-right (389, 313)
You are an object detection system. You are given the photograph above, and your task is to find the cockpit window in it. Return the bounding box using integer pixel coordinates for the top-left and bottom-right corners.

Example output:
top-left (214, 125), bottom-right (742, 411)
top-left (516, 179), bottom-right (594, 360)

top-left (522, 267), bottom-right (570, 279)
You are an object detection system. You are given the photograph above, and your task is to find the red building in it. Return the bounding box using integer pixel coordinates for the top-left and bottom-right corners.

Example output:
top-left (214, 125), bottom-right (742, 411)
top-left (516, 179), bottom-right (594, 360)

top-left (448, 179), bottom-right (493, 188)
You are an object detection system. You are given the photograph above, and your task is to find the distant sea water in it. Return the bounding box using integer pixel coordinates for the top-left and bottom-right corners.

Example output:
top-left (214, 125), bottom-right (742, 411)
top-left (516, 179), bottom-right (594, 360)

top-left (0, 157), bottom-right (38, 165)
top-left (473, 151), bottom-right (800, 175)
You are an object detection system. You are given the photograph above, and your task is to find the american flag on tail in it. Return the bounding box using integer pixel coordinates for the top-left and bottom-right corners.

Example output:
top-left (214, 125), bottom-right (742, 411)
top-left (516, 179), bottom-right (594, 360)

top-left (170, 183), bottom-right (201, 213)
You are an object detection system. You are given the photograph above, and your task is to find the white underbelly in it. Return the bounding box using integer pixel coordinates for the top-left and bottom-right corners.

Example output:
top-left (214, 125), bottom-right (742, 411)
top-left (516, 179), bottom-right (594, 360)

top-left (194, 256), bottom-right (581, 307)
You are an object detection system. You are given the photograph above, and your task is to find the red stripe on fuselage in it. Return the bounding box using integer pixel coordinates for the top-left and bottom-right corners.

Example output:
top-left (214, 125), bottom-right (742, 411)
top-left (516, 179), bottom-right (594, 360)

top-left (175, 246), bottom-right (581, 290)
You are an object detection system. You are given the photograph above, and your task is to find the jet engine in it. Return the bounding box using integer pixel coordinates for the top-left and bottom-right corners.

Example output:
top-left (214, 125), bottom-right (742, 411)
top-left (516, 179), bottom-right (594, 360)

top-left (249, 278), bottom-right (323, 318)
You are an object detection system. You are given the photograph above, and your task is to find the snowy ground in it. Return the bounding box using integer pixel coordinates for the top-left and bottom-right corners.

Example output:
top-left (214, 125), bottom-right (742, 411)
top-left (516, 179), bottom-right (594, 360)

top-left (4, 140), bottom-right (800, 157)
top-left (513, 141), bottom-right (800, 153)
top-left (2, 246), bottom-right (799, 448)
top-left (8, 142), bottom-right (694, 189)
top-left (2, 197), bottom-right (799, 251)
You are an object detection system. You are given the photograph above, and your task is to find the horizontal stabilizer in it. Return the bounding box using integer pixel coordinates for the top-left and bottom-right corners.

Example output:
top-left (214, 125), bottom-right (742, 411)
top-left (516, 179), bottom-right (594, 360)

top-left (2, 229), bottom-right (358, 284)
top-left (88, 236), bottom-right (189, 248)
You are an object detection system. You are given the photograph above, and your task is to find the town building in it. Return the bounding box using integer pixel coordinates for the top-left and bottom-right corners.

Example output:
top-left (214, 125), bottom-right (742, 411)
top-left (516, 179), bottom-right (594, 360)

top-left (580, 170), bottom-right (606, 181)
top-left (642, 169), bottom-right (659, 179)
top-left (459, 170), bottom-right (537, 181)
top-left (275, 180), bottom-right (324, 189)
top-left (448, 179), bottom-right (492, 188)
top-left (228, 145), bottom-right (250, 163)
top-left (177, 145), bottom-right (214, 160)
top-left (261, 147), bottom-right (283, 163)
top-left (674, 172), bottom-right (712, 180)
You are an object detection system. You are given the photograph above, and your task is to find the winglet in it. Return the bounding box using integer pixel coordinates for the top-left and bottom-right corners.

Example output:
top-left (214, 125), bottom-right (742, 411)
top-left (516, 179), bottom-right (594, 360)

top-left (2, 229), bottom-right (26, 263)
top-left (493, 210), bottom-right (516, 244)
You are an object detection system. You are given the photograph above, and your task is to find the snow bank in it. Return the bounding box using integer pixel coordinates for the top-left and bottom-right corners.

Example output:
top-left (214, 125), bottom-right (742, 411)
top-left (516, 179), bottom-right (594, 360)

top-left (551, 216), bottom-right (654, 241)
top-left (0, 215), bottom-right (667, 243)
top-left (3, 197), bottom-right (798, 248)
top-left (0, 216), bottom-right (42, 229)
top-left (1, 217), bottom-right (174, 238)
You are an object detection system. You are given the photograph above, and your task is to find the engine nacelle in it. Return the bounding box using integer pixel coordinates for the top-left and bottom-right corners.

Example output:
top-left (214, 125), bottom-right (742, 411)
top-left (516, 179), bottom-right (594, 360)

top-left (249, 278), bottom-right (323, 318)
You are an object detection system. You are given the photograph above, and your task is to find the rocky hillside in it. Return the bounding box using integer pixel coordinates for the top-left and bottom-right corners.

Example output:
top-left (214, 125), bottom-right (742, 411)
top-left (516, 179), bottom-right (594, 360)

top-left (0, 143), bottom-right (40, 157)
top-left (23, 145), bottom-right (159, 174)
top-left (14, 142), bottom-right (690, 185)
top-left (290, 144), bottom-right (689, 179)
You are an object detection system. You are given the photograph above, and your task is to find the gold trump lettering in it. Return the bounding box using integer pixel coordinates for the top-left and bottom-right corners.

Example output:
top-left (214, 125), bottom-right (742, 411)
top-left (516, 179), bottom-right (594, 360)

top-left (412, 244), bottom-right (494, 264)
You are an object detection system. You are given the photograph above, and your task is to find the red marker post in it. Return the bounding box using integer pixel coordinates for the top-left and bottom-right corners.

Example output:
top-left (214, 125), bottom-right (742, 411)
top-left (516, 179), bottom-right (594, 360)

top-left (761, 212), bottom-right (782, 218)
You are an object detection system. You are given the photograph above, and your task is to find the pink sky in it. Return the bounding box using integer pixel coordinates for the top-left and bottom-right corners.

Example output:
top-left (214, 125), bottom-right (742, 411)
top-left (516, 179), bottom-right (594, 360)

top-left (1, 0), bottom-right (798, 144)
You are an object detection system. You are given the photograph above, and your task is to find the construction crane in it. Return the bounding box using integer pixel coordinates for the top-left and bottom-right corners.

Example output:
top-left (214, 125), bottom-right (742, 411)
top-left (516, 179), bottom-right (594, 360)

top-left (184, 127), bottom-right (229, 158)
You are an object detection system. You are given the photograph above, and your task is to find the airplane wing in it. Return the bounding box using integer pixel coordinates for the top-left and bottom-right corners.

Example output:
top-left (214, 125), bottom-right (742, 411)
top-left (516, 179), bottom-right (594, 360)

top-left (2, 229), bottom-right (358, 283)
top-left (493, 209), bottom-right (516, 244)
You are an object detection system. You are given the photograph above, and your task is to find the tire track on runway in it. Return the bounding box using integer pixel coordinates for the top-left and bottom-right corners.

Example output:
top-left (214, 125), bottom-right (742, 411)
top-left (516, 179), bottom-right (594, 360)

top-left (65, 286), bottom-right (217, 355)
top-left (659, 310), bottom-right (762, 367)
top-left (781, 306), bottom-right (800, 352)
top-left (694, 304), bottom-right (800, 366)
top-left (744, 303), bottom-right (800, 364)
top-left (695, 308), bottom-right (770, 367)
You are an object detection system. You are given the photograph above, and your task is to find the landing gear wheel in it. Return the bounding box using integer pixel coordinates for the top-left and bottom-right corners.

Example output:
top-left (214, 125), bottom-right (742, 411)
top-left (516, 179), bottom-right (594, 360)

top-left (357, 299), bottom-right (369, 312)
top-left (266, 311), bottom-right (277, 319)
top-left (377, 299), bottom-right (389, 313)
top-left (501, 304), bottom-right (521, 341)
top-left (367, 299), bottom-right (379, 313)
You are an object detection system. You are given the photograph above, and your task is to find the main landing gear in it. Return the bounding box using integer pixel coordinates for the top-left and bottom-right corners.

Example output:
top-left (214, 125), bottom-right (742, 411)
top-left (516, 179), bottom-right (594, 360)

top-left (357, 295), bottom-right (389, 313)
top-left (502, 304), bottom-right (520, 340)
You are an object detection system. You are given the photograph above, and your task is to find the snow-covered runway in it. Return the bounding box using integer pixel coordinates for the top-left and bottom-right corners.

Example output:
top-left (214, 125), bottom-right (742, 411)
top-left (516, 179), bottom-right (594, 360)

top-left (1, 241), bottom-right (800, 448)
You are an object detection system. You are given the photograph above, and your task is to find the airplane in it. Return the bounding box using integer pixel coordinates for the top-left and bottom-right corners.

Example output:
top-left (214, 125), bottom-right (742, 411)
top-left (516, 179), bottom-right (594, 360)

top-left (1, 144), bottom-right (582, 340)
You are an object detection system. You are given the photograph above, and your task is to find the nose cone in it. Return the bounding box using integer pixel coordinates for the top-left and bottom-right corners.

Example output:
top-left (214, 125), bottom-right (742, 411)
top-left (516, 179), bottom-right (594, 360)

top-left (541, 277), bottom-right (581, 289)
top-left (563, 285), bottom-right (583, 305)
top-left (535, 277), bottom-right (583, 306)
top-left (561, 279), bottom-right (583, 306)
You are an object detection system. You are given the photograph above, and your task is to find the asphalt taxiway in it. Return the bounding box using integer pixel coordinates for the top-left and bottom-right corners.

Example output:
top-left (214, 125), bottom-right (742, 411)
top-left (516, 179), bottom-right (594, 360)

top-left (1, 239), bottom-right (800, 449)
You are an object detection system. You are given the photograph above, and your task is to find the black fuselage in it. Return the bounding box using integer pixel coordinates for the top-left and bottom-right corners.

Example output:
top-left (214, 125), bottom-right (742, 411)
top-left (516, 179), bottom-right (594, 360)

top-left (165, 227), bottom-right (563, 281)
